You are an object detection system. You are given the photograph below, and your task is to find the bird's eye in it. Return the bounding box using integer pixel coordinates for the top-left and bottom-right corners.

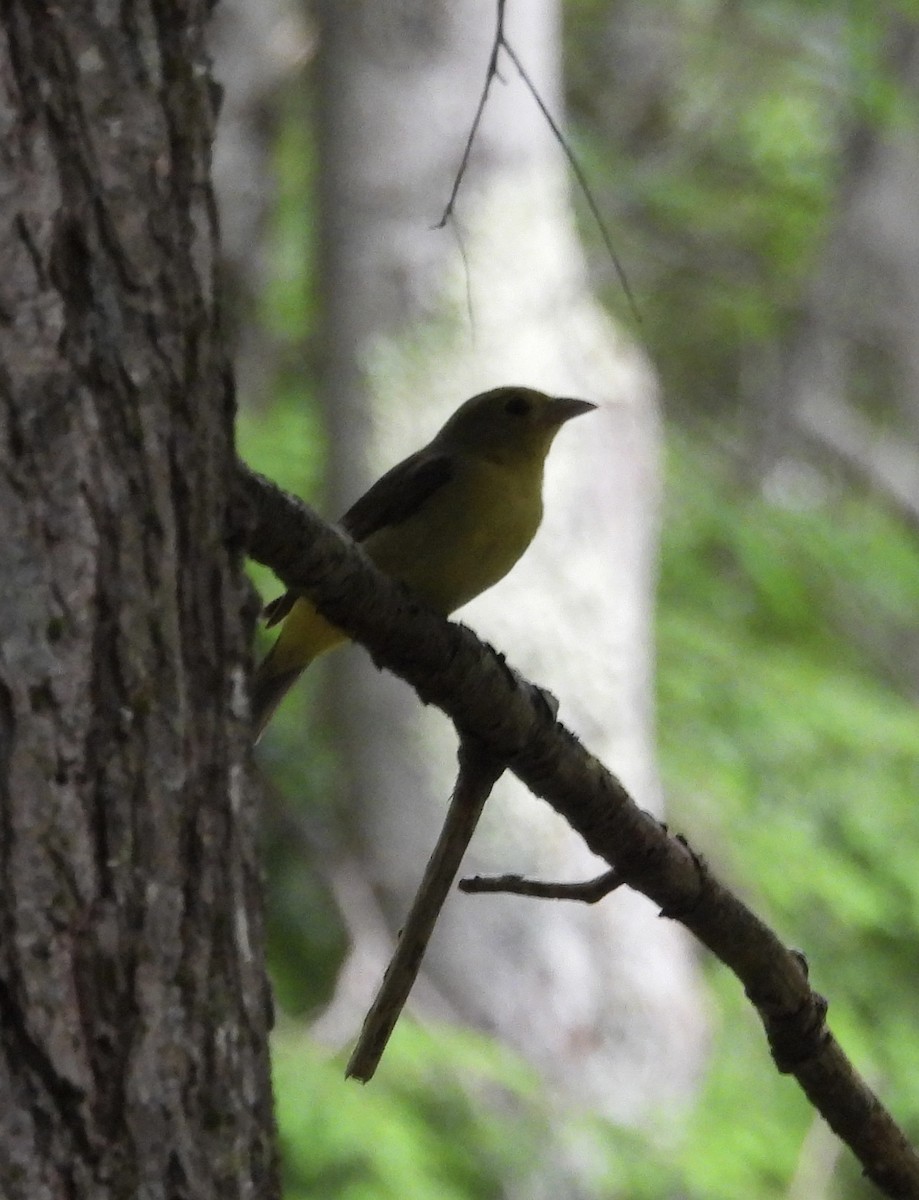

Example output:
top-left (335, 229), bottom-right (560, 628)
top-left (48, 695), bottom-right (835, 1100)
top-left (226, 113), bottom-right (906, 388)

top-left (504, 394), bottom-right (531, 417)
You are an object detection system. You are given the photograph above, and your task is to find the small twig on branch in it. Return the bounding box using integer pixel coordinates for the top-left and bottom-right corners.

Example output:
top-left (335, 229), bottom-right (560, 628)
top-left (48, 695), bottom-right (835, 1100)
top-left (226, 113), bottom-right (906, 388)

top-left (346, 739), bottom-right (503, 1083)
top-left (436, 0), bottom-right (640, 323)
top-left (459, 868), bottom-right (622, 903)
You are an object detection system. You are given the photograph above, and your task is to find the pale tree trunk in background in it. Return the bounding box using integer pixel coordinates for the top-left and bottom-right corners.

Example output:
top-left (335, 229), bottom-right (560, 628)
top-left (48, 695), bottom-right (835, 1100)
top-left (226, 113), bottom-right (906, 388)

top-left (312, 0), bottom-right (707, 1139)
top-left (0, 5), bottom-right (276, 1197)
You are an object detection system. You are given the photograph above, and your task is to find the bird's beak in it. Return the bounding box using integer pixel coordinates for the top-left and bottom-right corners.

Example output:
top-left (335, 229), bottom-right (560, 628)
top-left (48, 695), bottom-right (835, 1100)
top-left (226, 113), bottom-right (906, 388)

top-left (549, 397), bottom-right (598, 424)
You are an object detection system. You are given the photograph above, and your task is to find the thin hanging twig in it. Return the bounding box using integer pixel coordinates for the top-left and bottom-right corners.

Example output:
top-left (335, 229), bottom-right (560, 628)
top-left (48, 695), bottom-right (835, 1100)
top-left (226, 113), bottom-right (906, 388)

top-left (436, 0), bottom-right (640, 323)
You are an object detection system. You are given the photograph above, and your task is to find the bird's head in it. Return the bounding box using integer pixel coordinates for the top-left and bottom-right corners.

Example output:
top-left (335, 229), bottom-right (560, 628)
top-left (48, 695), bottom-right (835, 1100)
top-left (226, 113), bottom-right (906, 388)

top-left (436, 386), bottom-right (596, 465)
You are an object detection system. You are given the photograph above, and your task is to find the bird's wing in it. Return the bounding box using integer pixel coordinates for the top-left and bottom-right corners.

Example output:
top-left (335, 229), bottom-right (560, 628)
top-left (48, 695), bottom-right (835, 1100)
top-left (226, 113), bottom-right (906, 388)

top-left (341, 449), bottom-right (454, 541)
top-left (262, 450), bottom-right (454, 628)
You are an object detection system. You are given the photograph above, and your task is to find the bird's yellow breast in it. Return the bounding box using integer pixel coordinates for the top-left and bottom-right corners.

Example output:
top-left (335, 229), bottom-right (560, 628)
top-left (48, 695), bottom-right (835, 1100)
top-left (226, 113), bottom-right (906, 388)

top-left (364, 451), bottom-right (544, 614)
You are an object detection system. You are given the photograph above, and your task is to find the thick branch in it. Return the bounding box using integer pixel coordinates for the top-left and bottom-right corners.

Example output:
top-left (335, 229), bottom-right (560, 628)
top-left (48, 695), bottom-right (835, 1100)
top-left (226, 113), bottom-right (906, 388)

top-left (236, 462), bottom-right (919, 1200)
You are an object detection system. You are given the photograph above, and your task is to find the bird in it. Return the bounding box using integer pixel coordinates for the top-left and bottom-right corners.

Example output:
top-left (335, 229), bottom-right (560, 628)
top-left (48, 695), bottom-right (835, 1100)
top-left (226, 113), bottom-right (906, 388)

top-left (251, 385), bottom-right (596, 739)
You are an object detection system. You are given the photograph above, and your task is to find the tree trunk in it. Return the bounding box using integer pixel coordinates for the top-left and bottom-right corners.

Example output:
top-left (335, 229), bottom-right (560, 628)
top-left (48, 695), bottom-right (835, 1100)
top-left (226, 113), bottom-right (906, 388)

top-left (0, 6), bottom-right (276, 1198)
top-left (311, 0), bottom-right (707, 1131)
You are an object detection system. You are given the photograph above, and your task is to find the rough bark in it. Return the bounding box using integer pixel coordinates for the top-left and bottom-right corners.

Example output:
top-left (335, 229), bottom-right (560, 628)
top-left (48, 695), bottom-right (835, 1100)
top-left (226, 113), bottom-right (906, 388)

top-left (0, 5), bottom-right (276, 1198)
top-left (307, 0), bottom-right (707, 1129)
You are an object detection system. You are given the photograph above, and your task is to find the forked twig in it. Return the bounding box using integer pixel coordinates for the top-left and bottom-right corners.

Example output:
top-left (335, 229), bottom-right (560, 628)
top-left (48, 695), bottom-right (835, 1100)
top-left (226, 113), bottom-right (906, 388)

top-left (437, 0), bottom-right (640, 322)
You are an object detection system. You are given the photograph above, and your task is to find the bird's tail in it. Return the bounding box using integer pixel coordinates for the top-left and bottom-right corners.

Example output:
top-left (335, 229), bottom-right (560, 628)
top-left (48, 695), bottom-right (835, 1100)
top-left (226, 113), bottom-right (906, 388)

top-left (251, 596), bottom-right (348, 741)
top-left (250, 652), bottom-right (305, 743)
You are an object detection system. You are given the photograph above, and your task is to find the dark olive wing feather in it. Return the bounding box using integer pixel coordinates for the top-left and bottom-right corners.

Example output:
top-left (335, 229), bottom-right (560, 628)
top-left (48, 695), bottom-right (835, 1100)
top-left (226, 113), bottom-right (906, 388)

top-left (262, 449), bottom-right (454, 627)
top-left (341, 449), bottom-right (454, 541)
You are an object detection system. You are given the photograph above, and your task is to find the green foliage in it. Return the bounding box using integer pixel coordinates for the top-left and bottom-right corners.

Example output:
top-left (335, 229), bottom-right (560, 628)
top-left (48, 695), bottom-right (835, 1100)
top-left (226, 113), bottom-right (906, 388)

top-left (236, 77), bottom-right (324, 608)
top-left (238, 391), bottom-right (324, 616)
top-left (565, 0), bottom-right (876, 412)
top-left (274, 1022), bottom-right (547, 1200)
top-left (656, 433), bottom-right (919, 1197)
top-left (264, 89), bottom-right (318, 341)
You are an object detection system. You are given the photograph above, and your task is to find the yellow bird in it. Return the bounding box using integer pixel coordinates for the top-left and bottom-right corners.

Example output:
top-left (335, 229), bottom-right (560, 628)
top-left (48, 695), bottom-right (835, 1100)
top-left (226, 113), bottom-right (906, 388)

top-left (251, 385), bottom-right (596, 738)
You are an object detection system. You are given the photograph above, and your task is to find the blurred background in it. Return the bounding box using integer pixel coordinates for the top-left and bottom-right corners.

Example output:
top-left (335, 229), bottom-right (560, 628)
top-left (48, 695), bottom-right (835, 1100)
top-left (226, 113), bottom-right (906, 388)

top-left (214, 2), bottom-right (919, 1197)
